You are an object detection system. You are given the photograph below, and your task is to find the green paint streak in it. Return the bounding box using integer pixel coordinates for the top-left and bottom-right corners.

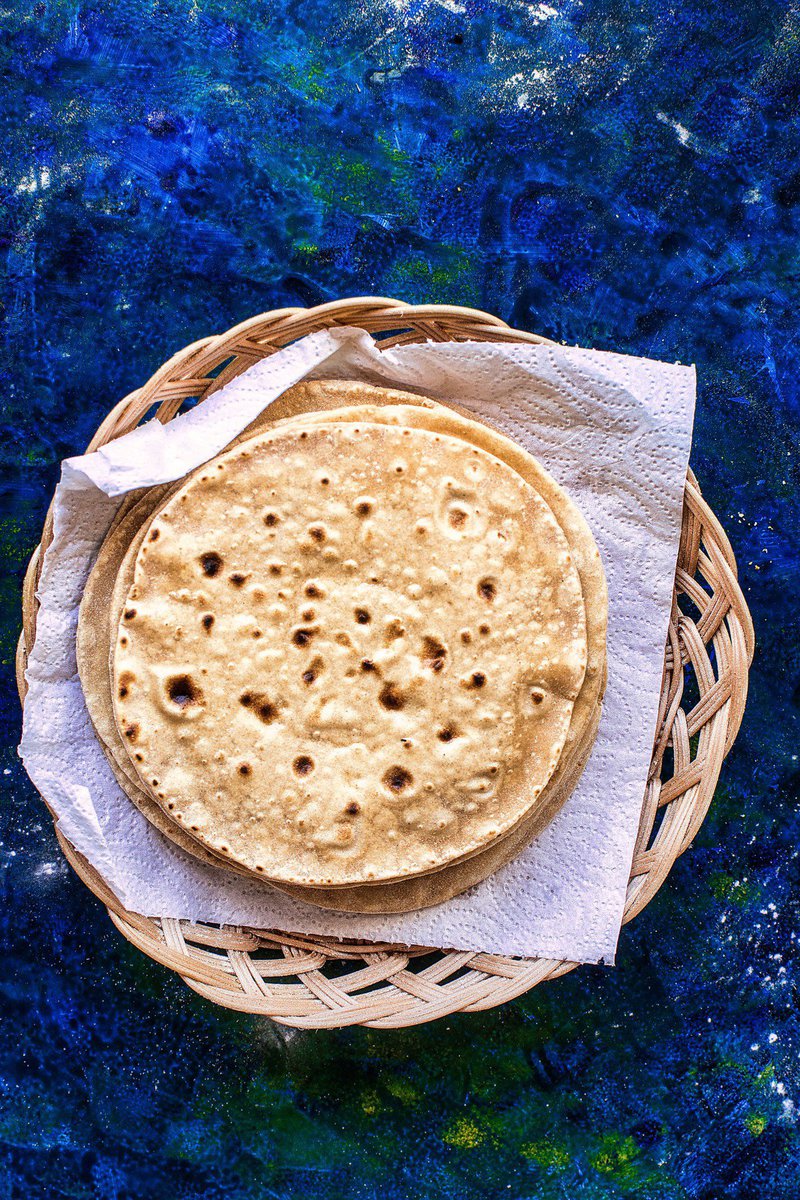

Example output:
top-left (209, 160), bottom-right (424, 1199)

top-left (520, 1138), bottom-right (570, 1169)
top-left (709, 871), bottom-right (752, 905)
top-left (360, 1088), bottom-right (382, 1116)
top-left (386, 249), bottom-right (479, 306)
top-left (0, 516), bottom-right (37, 667)
top-left (376, 132), bottom-right (410, 166)
top-left (0, 517), bottom-right (35, 568)
top-left (384, 1077), bottom-right (419, 1105)
top-left (745, 1112), bottom-right (767, 1136)
top-left (284, 61), bottom-right (327, 101)
top-left (442, 1115), bottom-right (485, 1149)
top-left (590, 1132), bottom-right (640, 1178)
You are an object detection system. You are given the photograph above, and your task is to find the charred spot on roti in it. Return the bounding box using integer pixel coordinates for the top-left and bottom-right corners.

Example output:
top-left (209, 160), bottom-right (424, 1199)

top-left (117, 671), bottom-right (135, 700)
top-left (124, 723), bottom-right (139, 742)
top-left (292, 627), bottom-right (316, 647)
top-left (293, 755), bottom-right (314, 776)
top-left (229, 572), bottom-right (248, 587)
top-left (354, 607), bottom-right (371, 625)
top-left (462, 671), bottom-right (486, 690)
top-left (201, 613), bottom-right (215, 632)
top-left (239, 692), bottom-right (278, 724)
top-left (304, 582), bottom-right (323, 599)
top-left (262, 510), bottom-right (279, 527)
top-left (148, 528), bottom-right (160, 542)
top-left (200, 552), bottom-right (223, 577)
top-left (123, 608), bottom-right (137, 621)
top-left (478, 578), bottom-right (496, 602)
top-left (421, 636), bottom-right (447, 672)
top-left (384, 619), bottom-right (405, 644)
top-left (166, 674), bottom-right (203, 709)
top-left (302, 657), bottom-right (324, 685)
top-left (383, 765), bottom-right (413, 792)
top-left (379, 682), bottom-right (405, 711)
top-left (238, 763), bottom-right (252, 777)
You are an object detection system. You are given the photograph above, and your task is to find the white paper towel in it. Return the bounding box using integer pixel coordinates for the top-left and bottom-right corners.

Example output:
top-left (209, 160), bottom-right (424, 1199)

top-left (19, 328), bottom-right (695, 962)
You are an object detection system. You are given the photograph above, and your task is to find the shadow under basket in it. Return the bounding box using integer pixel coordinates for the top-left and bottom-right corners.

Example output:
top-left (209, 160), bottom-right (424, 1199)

top-left (17, 297), bottom-right (755, 1029)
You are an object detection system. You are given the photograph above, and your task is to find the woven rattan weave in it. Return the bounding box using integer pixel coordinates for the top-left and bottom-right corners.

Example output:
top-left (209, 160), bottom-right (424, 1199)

top-left (17, 298), bottom-right (754, 1029)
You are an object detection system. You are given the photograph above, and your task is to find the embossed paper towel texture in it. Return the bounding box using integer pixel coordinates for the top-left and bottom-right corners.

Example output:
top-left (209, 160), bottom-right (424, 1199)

top-left (20, 329), bottom-right (695, 962)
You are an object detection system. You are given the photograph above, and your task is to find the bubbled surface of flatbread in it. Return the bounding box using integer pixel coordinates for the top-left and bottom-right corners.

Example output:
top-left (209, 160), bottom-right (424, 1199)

top-left (112, 419), bottom-right (587, 886)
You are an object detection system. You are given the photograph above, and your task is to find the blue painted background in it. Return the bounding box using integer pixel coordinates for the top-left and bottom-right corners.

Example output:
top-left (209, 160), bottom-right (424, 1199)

top-left (2, 2), bottom-right (799, 1196)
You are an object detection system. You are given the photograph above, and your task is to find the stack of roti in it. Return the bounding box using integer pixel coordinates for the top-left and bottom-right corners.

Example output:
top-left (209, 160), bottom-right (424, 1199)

top-left (77, 382), bottom-right (607, 914)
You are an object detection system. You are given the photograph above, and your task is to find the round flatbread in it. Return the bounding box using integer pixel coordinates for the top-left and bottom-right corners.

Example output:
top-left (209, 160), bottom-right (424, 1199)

top-left (102, 488), bottom-right (602, 909)
top-left (79, 382), bottom-right (607, 910)
top-left (99, 434), bottom-right (604, 911)
top-left (112, 416), bottom-right (588, 887)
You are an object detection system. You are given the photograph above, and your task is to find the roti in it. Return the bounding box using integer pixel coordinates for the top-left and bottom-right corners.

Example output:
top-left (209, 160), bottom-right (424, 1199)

top-left (101, 500), bottom-right (602, 909)
top-left (78, 383), bottom-right (607, 907)
top-left (78, 381), bottom-right (606, 909)
top-left (101, 472), bottom-right (604, 910)
top-left (111, 416), bottom-right (588, 887)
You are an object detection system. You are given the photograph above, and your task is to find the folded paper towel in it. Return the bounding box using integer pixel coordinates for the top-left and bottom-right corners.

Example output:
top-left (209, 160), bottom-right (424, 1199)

top-left (19, 328), bottom-right (695, 962)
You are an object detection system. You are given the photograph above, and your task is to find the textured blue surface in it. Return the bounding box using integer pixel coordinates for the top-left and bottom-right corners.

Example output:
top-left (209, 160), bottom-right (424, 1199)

top-left (2, 2), bottom-right (799, 1197)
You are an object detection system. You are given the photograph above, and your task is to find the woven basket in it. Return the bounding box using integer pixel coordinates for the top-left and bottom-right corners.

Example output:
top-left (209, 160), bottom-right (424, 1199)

top-left (17, 298), bottom-right (754, 1029)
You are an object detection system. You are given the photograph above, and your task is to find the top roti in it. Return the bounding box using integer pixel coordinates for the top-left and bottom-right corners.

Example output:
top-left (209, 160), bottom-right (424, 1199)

top-left (112, 417), bottom-right (587, 886)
